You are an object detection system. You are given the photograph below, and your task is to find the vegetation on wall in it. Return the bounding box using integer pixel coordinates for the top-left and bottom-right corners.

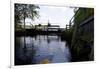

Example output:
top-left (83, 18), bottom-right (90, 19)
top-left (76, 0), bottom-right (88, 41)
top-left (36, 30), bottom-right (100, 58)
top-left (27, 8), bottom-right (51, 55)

top-left (74, 8), bottom-right (94, 24)
top-left (70, 8), bottom-right (94, 61)
top-left (61, 8), bottom-right (94, 61)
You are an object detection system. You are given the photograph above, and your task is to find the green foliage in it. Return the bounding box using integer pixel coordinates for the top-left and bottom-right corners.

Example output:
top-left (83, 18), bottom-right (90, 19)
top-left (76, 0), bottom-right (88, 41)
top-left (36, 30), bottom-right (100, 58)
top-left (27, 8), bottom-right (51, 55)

top-left (71, 8), bottom-right (94, 47)
top-left (75, 8), bottom-right (94, 24)
top-left (15, 3), bottom-right (40, 30)
top-left (70, 8), bottom-right (94, 61)
top-left (61, 28), bottom-right (74, 45)
top-left (80, 33), bottom-right (92, 43)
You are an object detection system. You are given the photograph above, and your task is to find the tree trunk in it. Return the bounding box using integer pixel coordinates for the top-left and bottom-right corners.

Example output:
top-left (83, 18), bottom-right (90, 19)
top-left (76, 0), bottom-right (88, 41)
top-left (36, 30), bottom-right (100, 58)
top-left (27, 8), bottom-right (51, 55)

top-left (23, 12), bottom-right (26, 49)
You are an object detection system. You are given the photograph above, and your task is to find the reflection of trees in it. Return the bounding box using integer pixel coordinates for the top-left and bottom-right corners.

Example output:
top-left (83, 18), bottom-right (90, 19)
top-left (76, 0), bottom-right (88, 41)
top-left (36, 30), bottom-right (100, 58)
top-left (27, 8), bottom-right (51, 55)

top-left (30, 37), bottom-right (36, 64)
top-left (23, 37), bottom-right (36, 64)
top-left (47, 35), bottom-right (50, 44)
top-left (23, 36), bottom-right (26, 48)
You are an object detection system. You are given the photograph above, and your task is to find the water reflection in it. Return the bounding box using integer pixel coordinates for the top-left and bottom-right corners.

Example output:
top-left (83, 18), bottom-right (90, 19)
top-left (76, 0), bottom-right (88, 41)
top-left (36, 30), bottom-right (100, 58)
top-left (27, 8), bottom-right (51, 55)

top-left (15, 35), bottom-right (71, 65)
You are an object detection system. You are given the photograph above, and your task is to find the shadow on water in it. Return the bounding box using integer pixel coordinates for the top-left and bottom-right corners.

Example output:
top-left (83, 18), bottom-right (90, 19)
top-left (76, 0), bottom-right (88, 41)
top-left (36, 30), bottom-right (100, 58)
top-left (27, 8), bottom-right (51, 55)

top-left (15, 34), bottom-right (71, 65)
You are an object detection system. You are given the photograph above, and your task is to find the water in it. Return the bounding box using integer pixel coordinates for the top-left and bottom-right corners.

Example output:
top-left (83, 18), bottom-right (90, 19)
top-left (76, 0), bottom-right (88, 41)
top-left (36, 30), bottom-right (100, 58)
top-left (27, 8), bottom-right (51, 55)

top-left (15, 35), bottom-right (71, 65)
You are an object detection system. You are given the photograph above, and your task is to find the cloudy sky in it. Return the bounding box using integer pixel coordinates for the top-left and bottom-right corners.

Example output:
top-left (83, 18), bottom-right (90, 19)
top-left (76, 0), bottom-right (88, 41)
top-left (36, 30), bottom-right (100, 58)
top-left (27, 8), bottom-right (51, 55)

top-left (26, 5), bottom-right (75, 28)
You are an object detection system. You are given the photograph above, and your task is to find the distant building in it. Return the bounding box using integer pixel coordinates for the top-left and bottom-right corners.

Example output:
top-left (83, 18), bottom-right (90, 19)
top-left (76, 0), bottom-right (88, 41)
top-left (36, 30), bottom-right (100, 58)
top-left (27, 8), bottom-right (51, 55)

top-left (35, 25), bottom-right (60, 31)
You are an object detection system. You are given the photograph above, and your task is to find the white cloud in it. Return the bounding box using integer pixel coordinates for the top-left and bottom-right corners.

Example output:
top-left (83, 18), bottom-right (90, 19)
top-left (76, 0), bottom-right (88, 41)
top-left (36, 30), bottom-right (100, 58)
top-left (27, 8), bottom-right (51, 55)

top-left (32, 5), bottom-right (75, 28)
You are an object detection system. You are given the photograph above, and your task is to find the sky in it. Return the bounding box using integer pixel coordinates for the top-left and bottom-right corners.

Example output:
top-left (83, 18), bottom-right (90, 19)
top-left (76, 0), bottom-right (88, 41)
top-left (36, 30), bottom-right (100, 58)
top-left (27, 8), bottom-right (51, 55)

top-left (25, 5), bottom-right (75, 28)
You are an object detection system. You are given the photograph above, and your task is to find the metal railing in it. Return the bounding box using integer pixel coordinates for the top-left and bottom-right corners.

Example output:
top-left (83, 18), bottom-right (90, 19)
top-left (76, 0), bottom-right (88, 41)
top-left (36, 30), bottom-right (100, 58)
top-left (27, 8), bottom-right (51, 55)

top-left (68, 8), bottom-right (79, 29)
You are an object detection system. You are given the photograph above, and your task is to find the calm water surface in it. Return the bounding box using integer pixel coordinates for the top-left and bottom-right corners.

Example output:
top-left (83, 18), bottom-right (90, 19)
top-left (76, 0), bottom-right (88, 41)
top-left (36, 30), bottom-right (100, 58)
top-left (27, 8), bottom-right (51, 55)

top-left (15, 35), bottom-right (71, 65)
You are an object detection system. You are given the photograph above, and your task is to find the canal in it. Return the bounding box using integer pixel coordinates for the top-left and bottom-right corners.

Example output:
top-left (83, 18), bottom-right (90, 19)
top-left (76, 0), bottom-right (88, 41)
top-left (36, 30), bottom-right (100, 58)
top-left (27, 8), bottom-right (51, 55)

top-left (15, 35), bottom-right (71, 65)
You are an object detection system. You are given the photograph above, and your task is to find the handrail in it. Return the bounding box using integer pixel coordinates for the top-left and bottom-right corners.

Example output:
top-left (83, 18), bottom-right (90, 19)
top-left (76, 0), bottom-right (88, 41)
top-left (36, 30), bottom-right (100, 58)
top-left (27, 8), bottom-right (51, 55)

top-left (69, 8), bottom-right (79, 28)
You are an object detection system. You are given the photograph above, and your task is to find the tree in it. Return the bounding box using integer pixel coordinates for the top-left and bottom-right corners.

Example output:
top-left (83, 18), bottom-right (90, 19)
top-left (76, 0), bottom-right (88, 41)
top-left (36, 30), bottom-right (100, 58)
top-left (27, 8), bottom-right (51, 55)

top-left (15, 3), bottom-right (40, 48)
top-left (15, 3), bottom-right (40, 30)
top-left (38, 24), bottom-right (42, 27)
